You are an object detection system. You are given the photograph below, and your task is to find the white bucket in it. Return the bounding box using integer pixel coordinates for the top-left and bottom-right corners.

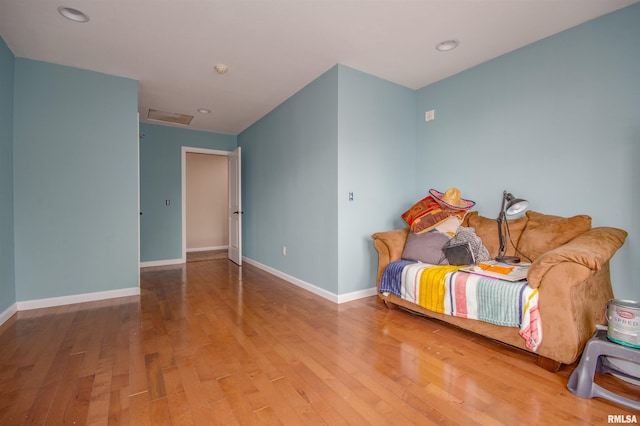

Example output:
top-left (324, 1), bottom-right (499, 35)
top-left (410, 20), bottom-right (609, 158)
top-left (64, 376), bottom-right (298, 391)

top-left (606, 299), bottom-right (640, 349)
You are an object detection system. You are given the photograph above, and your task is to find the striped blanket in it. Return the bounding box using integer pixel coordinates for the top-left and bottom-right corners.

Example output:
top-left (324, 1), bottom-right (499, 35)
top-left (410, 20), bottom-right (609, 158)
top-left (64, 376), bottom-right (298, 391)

top-left (380, 260), bottom-right (542, 351)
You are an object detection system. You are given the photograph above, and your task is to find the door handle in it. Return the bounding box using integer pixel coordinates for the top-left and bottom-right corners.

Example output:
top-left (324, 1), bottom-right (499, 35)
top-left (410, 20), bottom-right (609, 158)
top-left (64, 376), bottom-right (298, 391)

top-left (233, 211), bottom-right (244, 214)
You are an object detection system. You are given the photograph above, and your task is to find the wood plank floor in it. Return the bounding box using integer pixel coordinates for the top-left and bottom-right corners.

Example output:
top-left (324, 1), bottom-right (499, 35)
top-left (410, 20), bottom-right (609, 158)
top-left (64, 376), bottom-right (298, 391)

top-left (1, 259), bottom-right (638, 425)
top-left (186, 250), bottom-right (228, 263)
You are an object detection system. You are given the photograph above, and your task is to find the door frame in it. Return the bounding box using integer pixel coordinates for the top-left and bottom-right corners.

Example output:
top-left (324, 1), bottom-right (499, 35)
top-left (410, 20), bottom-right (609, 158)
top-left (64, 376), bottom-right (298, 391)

top-left (181, 146), bottom-right (233, 263)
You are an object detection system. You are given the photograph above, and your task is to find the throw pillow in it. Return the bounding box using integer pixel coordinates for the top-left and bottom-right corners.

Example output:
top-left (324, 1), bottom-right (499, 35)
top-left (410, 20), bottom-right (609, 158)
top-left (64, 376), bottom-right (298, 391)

top-left (402, 196), bottom-right (467, 234)
top-left (434, 216), bottom-right (462, 237)
top-left (465, 211), bottom-right (529, 259)
top-left (517, 211), bottom-right (591, 260)
top-left (402, 231), bottom-right (451, 264)
top-left (401, 195), bottom-right (449, 234)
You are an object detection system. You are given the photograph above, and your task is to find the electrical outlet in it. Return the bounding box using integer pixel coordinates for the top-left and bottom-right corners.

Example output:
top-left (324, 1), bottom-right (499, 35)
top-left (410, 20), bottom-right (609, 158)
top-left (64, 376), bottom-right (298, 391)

top-left (282, 246), bottom-right (287, 256)
top-left (425, 110), bottom-right (435, 122)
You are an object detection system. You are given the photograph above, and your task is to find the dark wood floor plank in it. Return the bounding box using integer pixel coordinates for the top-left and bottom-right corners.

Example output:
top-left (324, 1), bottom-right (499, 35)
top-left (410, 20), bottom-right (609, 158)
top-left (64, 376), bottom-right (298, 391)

top-left (65, 373), bottom-right (95, 425)
top-left (145, 352), bottom-right (167, 401)
top-left (107, 389), bottom-right (124, 426)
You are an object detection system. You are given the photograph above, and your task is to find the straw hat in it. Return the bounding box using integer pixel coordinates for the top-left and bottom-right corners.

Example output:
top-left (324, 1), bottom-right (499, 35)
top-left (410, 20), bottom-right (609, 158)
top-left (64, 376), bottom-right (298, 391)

top-left (429, 188), bottom-right (475, 211)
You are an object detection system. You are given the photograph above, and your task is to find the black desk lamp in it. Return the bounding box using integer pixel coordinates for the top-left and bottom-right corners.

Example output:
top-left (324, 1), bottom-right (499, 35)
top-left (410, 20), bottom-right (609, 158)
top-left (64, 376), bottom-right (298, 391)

top-left (496, 190), bottom-right (529, 264)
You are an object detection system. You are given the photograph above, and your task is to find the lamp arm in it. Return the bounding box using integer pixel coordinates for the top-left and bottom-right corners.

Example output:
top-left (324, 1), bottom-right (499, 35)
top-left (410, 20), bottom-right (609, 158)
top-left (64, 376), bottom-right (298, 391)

top-left (497, 213), bottom-right (505, 258)
top-left (498, 190), bottom-right (508, 219)
top-left (497, 191), bottom-right (508, 258)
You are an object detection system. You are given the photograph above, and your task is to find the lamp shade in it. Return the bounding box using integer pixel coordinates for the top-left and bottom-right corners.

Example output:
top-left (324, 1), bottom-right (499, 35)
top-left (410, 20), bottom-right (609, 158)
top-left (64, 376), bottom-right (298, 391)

top-left (505, 198), bottom-right (529, 215)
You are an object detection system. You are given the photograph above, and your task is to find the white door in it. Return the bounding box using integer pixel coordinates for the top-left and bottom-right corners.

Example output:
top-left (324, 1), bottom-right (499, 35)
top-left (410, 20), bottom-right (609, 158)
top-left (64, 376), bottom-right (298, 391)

top-left (228, 147), bottom-right (242, 265)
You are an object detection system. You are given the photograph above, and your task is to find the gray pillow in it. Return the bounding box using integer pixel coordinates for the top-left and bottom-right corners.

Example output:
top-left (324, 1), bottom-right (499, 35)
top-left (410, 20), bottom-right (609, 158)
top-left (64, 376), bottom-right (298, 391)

top-left (402, 231), bottom-right (450, 264)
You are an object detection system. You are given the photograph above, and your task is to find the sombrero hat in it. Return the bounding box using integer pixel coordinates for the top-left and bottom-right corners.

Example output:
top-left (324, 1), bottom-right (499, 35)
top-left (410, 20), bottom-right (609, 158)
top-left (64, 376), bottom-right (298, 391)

top-left (429, 188), bottom-right (475, 211)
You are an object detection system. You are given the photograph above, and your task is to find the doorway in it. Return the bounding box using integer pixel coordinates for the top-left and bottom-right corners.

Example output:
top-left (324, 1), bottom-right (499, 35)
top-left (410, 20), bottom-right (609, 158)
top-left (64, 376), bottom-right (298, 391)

top-left (185, 152), bottom-right (228, 260)
top-left (181, 147), bottom-right (241, 264)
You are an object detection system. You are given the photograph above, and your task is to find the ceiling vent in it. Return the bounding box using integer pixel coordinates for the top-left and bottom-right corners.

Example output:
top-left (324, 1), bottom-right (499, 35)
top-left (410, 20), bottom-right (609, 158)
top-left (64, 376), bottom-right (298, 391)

top-left (147, 109), bottom-right (193, 126)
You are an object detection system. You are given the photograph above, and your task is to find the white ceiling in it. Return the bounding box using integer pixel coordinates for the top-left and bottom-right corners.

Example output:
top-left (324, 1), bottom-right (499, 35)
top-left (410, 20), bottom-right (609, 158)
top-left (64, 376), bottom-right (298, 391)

top-left (0, 0), bottom-right (637, 135)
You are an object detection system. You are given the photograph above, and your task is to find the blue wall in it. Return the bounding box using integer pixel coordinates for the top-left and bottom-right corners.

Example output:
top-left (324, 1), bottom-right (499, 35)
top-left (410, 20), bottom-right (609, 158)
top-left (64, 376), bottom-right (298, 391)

top-left (238, 65), bottom-right (416, 296)
top-left (337, 66), bottom-right (416, 294)
top-left (0, 37), bottom-right (15, 313)
top-left (415, 5), bottom-right (640, 299)
top-left (13, 59), bottom-right (139, 301)
top-left (239, 67), bottom-right (340, 292)
top-left (139, 122), bottom-right (236, 262)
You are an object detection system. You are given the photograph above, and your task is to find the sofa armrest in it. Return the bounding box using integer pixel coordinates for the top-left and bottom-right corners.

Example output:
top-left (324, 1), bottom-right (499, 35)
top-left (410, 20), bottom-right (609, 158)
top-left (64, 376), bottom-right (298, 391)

top-left (536, 261), bottom-right (615, 364)
top-left (527, 227), bottom-right (627, 289)
top-left (371, 228), bottom-right (409, 286)
top-left (526, 227), bottom-right (626, 364)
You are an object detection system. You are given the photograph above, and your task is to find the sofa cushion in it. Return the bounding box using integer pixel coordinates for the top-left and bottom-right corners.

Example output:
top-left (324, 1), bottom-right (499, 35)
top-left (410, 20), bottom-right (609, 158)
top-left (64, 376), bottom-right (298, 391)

top-left (464, 211), bottom-right (529, 259)
top-left (402, 231), bottom-right (450, 264)
top-left (516, 211), bottom-right (592, 261)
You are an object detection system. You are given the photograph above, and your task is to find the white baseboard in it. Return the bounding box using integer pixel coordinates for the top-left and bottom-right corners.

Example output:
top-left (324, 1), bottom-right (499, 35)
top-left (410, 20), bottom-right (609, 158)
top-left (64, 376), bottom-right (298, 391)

top-left (337, 287), bottom-right (378, 304)
top-left (140, 258), bottom-right (184, 268)
top-left (242, 257), bottom-right (376, 304)
top-left (0, 303), bottom-right (18, 327)
top-left (187, 245), bottom-right (228, 252)
top-left (16, 287), bottom-right (141, 311)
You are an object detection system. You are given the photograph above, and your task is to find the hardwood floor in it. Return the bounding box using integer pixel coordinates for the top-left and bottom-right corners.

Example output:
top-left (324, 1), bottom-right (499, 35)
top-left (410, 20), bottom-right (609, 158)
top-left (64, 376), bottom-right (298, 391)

top-left (1, 259), bottom-right (638, 425)
top-left (186, 250), bottom-right (228, 263)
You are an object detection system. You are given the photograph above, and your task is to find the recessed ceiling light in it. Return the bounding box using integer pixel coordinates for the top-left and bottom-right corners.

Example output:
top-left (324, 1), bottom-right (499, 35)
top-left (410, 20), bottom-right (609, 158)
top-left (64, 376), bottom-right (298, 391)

top-left (57, 6), bottom-right (90, 23)
top-left (214, 64), bottom-right (228, 74)
top-left (435, 39), bottom-right (460, 52)
top-left (197, 108), bottom-right (211, 114)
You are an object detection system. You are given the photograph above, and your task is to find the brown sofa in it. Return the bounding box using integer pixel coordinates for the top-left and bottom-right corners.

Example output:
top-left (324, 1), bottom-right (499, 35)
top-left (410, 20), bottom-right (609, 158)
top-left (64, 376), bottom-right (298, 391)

top-left (371, 211), bottom-right (627, 371)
